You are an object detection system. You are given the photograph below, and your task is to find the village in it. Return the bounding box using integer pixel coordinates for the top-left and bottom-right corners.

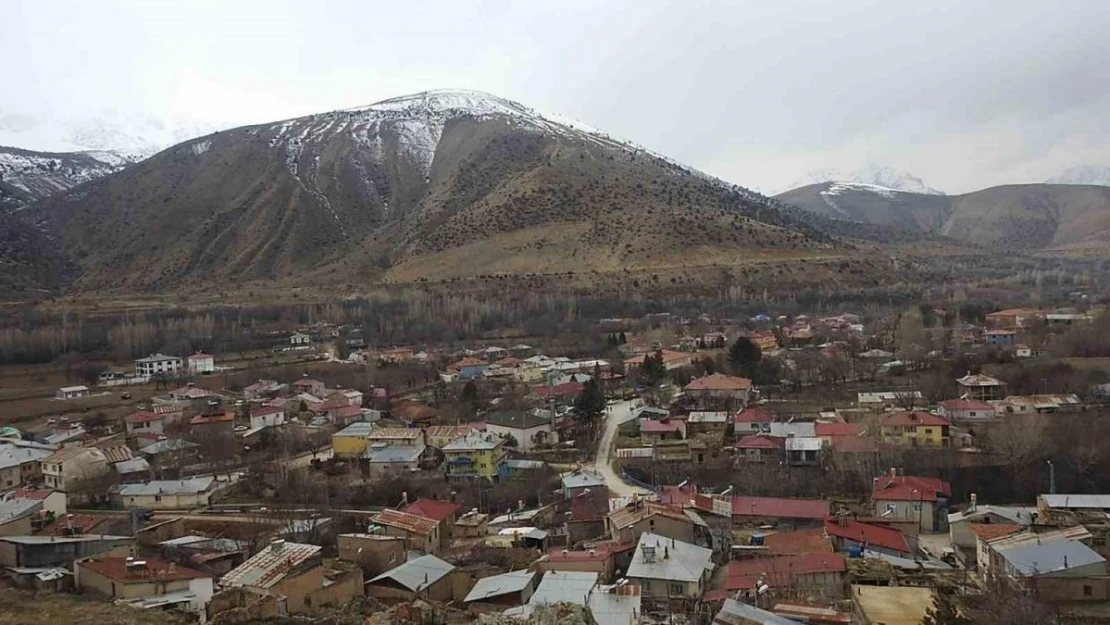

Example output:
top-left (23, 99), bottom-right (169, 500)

top-left (0, 303), bottom-right (1109, 625)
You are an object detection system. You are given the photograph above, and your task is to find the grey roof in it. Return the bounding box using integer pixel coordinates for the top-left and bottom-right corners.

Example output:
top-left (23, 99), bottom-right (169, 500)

top-left (0, 444), bottom-right (53, 470)
top-left (484, 410), bottom-right (551, 430)
top-left (507, 459), bottom-right (546, 470)
top-left (335, 421), bottom-right (374, 437)
top-left (626, 533), bottom-right (715, 583)
top-left (1000, 539), bottom-right (1105, 576)
top-left (0, 534), bottom-right (131, 545)
top-left (768, 422), bottom-right (817, 438)
top-left (443, 431), bottom-right (503, 451)
top-left (529, 571), bottom-right (598, 606)
top-left (588, 583), bottom-right (642, 625)
top-left (948, 505), bottom-right (1035, 525)
top-left (465, 570), bottom-right (535, 602)
top-left (118, 477), bottom-right (214, 497)
top-left (159, 535), bottom-right (247, 552)
top-left (1040, 494), bottom-right (1110, 510)
top-left (135, 353), bottom-right (181, 363)
top-left (687, 411), bottom-right (729, 423)
top-left (366, 445), bottom-right (425, 463)
top-left (560, 469), bottom-right (606, 490)
top-left (0, 498), bottom-right (41, 523)
top-left (369, 554), bottom-right (454, 592)
top-left (715, 599), bottom-right (799, 625)
top-left (863, 549), bottom-right (952, 570)
top-left (114, 457), bottom-right (151, 474)
top-left (137, 438), bottom-right (198, 455)
top-left (222, 541), bottom-right (321, 589)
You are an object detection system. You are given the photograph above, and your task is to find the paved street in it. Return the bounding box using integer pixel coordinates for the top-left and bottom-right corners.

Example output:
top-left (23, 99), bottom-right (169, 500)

top-left (590, 399), bottom-right (652, 497)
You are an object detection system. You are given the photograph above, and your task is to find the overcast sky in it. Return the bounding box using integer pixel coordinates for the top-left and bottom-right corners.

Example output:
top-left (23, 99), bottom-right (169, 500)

top-left (4, 0), bottom-right (1110, 193)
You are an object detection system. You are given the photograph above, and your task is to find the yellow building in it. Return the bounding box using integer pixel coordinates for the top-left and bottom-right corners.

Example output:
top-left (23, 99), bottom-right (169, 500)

top-left (879, 410), bottom-right (951, 447)
top-left (332, 422), bottom-right (374, 458)
top-left (442, 432), bottom-right (507, 481)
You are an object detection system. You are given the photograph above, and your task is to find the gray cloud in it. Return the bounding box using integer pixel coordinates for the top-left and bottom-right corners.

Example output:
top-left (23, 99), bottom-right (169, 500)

top-left (3, 0), bottom-right (1109, 193)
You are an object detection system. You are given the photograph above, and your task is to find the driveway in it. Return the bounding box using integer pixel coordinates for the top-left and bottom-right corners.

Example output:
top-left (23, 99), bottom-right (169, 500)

top-left (590, 399), bottom-right (651, 497)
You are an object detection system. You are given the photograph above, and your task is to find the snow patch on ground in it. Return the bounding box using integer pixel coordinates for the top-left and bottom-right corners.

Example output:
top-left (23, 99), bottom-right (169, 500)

top-left (190, 140), bottom-right (211, 156)
top-left (822, 181), bottom-right (899, 199)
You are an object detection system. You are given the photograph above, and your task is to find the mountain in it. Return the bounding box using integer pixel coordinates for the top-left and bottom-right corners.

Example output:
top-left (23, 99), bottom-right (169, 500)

top-left (784, 165), bottom-right (943, 195)
top-left (777, 181), bottom-right (1110, 253)
top-left (0, 108), bottom-right (226, 158)
top-left (0, 146), bottom-right (141, 211)
top-left (1048, 165), bottom-right (1110, 187)
top-left (33, 89), bottom-right (856, 293)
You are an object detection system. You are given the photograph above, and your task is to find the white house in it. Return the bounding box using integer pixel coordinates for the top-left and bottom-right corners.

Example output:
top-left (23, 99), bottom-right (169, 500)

top-left (186, 352), bottom-right (215, 375)
top-left (290, 332), bottom-right (312, 346)
top-left (42, 447), bottom-right (110, 491)
top-left (134, 353), bottom-right (183, 378)
top-left (118, 477), bottom-right (217, 509)
top-left (55, 386), bottom-right (90, 401)
top-left (483, 410), bottom-right (557, 451)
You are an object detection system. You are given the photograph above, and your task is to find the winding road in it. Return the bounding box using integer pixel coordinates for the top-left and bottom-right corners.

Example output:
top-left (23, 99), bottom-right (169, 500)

top-left (589, 399), bottom-right (652, 497)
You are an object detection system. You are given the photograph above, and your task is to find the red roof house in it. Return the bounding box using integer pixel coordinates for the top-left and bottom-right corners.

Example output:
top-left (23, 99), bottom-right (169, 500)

top-left (403, 498), bottom-right (461, 522)
top-left (824, 517), bottom-right (911, 554)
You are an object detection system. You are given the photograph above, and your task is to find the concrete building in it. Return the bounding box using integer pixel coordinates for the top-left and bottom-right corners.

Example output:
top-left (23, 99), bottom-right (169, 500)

top-left (871, 472), bottom-right (951, 532)
top-left (186, 352), bottom-right (215, 375)
top-left (366, 554), bottom-right (454, 602)
top-left (0, 442), bottom-right (53, 490)
top-left (42, 447), bottom-right (110, 492)
top-left (606, 500), bottom-right (700, 544)
top-left (219, 540), bottom-right (332, 615)
top-left (117, 477), bottom-right (217, 509)
top-left (337, 534), bottom-right (406, 577)
top-left (0, 534), bottom-right (133, 568)
top-left (365, 445), bottom-right (427, 480)
top-left (483, 410), bottom-right (557, 451)
top-left (625, 533), bottom-right (714, 607)
top-left (369, 509), bottom-right (442, 553)
top-left (464, 570), bottom-right (536, 612)
top-left (402, 498), bottom-right (460, 541)
top-left (683, 373), bottom-right (753, 410)
top-left (55, 386), bottom-right (90, 401)
top-left (76, 556), bottom-right (213, 615)
top-left (134, 354), bottom-right (183, 378)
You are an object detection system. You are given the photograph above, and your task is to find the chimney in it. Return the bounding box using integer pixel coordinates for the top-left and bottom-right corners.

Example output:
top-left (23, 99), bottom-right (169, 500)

top-left (970, 493), bottom-right (978, 512)
top-left (271, 538), bottom-right (285, 552)
top-left (168, 562), bottom-right (176, 574)
top-left (664, 545), bottom-right (670, 559)
top-left (890, 467), bottom-right (897, 479)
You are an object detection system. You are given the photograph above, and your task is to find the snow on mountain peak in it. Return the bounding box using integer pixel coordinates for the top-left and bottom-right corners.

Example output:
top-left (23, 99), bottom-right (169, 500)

top-left (787, 165), bottom-right (943, 195)
top-left (1047, 165), bottom-right (1110, 187)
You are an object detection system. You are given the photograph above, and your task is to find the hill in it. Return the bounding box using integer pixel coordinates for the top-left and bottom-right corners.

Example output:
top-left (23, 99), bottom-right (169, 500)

top-left (776, 181), bottom-right (1110, 253)
top-left (781, 165), bottom-right (943, 195)
top-left (0, 145), bottom-right (138, 211)
top-left (31, 89), bottom-right (856, 293)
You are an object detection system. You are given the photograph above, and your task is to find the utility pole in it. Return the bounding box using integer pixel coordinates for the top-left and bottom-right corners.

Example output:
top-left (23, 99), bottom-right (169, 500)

top-left (1047, 460), bottom-right (1056, 494)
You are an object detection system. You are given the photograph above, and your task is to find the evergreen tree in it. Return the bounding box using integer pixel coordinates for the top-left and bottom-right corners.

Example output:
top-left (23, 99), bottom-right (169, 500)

top-left (573, 378), bottom-right (606, 424)
top-left (618, 332), bottom-right (627, 345)
top-left (639, 350), bottom-right (666, 385)
top-left (728, 337), bottom-right (762, 378)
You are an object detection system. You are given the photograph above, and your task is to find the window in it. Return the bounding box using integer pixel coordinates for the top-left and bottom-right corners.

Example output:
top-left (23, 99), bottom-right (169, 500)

top-left (669, 583), bottom-right (684, 596)
top-left (155, 495), bottom-right (162, 502)
top-left (1085, 585), bottom-right (1093, 597)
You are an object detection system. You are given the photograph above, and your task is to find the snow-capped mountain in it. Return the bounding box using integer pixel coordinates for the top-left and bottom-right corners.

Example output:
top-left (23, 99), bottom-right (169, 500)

top-left (1047, 165), bottom-right (1110, 187)
top-left (785, 165), bottom-right (944, 195)
top-left (0, 108), bottom-right (227, 158)
top-left (0, 146), bottom-right (139, 211)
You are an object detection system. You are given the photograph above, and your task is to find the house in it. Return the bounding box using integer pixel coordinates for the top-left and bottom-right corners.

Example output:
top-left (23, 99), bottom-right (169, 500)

top-left (713, 599), bottom-right (800, 625)
top-left (857, 391), bottom-right (923, 411)
top-left (364, 445), bottom-right (427, 479)
top-left (137, 438), bottom-right (199, 474)
top-left (669, 487), bottom-right (830, 526)
top-left (442, 431), bottom-right (508, 481)
top-left (995, 394), bottom-right (1082, 415)
top-left (733, 405), bottom-right (774, 435)
top-left (999, 538), bottom-right (1106, 579)
top-left (186, 352), bottom-right (215, 375)
top-left (378, 347), bottom-right (415, 363)
top-left (10, 487), bottom-right (66, 515)
top-left (686, 412), bottom-right (730, 436)
top-left (530, 381), bottom-right (584, 403)
top-left (0, 497), bottom-right (43, 535)
top-left (1013, 343), bottom-right (1033, 358)
top-left (332, 422), bottom-right (375, 458)
top-left (425, 425), bottom-right (479, 450)
top-left (956, 374), bottom-right (1007, 401)
top-left (0, 442), bottom-right (53, 490)
top-left (785, 436), bottom-right (823, 466)
top-left (333, 389), bottom-right (364, 407)
top-left (606, 500), bottom-right (700, 544)
top-left (289, 332), bottom-right (313, 346)
top-left (981, 526), bottom-right (1092, 578)
top-left (450, 357), bottom-right (490, 380)
top-left (483, 410), bottom-right (557, 451)
top-left (249, 405), bottom-right (286, 430)
top-left (365, 554), bottom-right (454, 602)
top-left (125, 410), bottom-right (166, 437)
top-left (762, 527), bottom-right (834, 555)
top-left (623, 350), bottom-right (693, 371)
top-left (872, 471), bottom-right (952, 532)
top-left (402, 498), bottom-right (459, 540)
top-left (55, 386), bottom-right (90, 401)
top-left (625, 533), bottom-right (714, 607)
top-left (683, 373), bottom-right (753, 410)
top-left (366, 427), bottom-right (425, 448)
top-left (42, 447), bottom-right (110, 492)
top-left (292, 377), bottom-right (327, 398)
top-left (134, 353), bottom-right (183, 378)
top-left (984, 329), bottom-right (1017, 346)
top-left (560, 468), bottom-right (607, 498)
top-left (369, 509), bottom-right (442, 553)
top-left (814, 421), bottom-right (866, 443)
top-left (878, 410), bottom-right (951, 447)
top-left (464, 570), bottom-right (536, 612)
top-left (536, 545), bottom-right (620, 582)
top-left (505, 570), bottom-right (641, 625)
top-left (75, 557), bottom-right (213, 615)
top-left (734, 434), bottom-right (785, 464)
top-left (243, 379), bottom-right (284, 401)
top-left (219, 540), bottom-right (333, 615)
top-left (0, 534), bottom-right (134, 568)
top-left (453, 510), bottom-right (490, 538)
top-left (640, 418), bottom-right (687, 445)
top-left (985, 308), bottom-right (1043, 330)
top-left (715, 553), bottom-right (846, 600)
top-left (824, 517), bottom-right (914, 557)
top-left (948, 497), bottom-right (1034, 550)
top-left (970, 523), bottom-right (1026, 572)
top-left (117, 477), bottom-right (217, 509)
top-left (337, 534), bottom-right (406, 577)
top-left (937, 399), bottom-right (997, 423)
top-left (392, 401), bottom-right (438, 424)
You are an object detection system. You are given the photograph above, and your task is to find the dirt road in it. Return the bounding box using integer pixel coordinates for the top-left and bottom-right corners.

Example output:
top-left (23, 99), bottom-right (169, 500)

top-left (589, 399), bottom-right (651, 497)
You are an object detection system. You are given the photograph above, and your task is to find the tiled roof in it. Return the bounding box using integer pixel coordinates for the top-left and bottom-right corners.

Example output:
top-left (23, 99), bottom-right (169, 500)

top-left (956, 374), bottom-right (1005, 387)
top-left (675, 489), bottom-right (829, 520)
top-left (608, 501), bottom-right (691, 531)
top-left (968, 523), bottom-right (1023, 542)
top-left (79, 557), bottom-right (209, 583)
top-left (735, 434), bottom-right (785, 450)
top-left (763, 527), bottom-right (834, 555)
top-left (722, 553), bottom-right (845, 589)
top-left (368, 427), bottom-right (423, 441)
top-left (872, 474), bottom-right (951, 502)
top-left (328, 405), bottom-right (363, 419)
top-left (684, 373), bottom-right (752, 392)
top-left (250, 406), bottom-right (283, 417)
top-left (815, 422), bottom-right (865, 437)
top-left (403, 498), bottom-right (460, 522)
top-left (531, 382), bottom-right (583, 398)
top-left (824, 518), bottom-right (910, 553)
top-left (452, 357), bottom-right (486, 368)
top-left (221, 541), bottom-right (321, 589)
top-left (880, 410), bottom-right (950, 427)
top-left (623, 350), bottom-right (689, 365)
top-left (40, 514), bottom-right (108, 536)
top-left (189, 412), bottom-right (234, 425)
top-left (125, 411), bottom-right (163, 424)
top-left (734, 406), bottom-right (774, 423)
top-left (371, 509), bottom-right (439, 536)
top-left (640, 419), bottom-right (686, 434)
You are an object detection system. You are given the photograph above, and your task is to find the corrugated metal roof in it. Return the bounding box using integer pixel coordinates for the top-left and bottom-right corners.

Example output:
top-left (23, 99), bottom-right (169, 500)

top-left (1041, 494), bottom-right (1110, 509)
top-left (626, 533), bottom-right (714, 583)
top-left (221, 541), bottom-right (321, 589)
top-left (372, 509), bottom-right (439, 536)
top-left (715, 598), bottom-right (813, 625)
top-left (1001, 539), bottom-right (1105, 576)
top-left (465, 570), bottom-right (535, 602)
top-left (560, 469), bottom-right (606, 490)
top-left (529, 571), bottom-right (598, 605)
top-left (118, 477), bottom-right (214, 497)
top-left (368, 554), bottom-right (454, 592)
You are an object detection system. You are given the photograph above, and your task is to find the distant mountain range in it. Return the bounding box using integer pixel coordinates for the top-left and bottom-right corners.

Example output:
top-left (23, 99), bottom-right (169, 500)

top-left (0, 147), bottom-right (140, 211)
top-left (0, 108), bottom-right (226, 157)
top-left (783, 165), bottom-right (944, 195)
top-left (1047, 165), bottom-right (1110, 187)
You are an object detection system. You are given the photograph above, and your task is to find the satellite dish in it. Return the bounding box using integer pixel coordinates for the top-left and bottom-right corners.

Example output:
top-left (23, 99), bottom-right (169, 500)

top-left (758, 584), bottom-right (771, 595)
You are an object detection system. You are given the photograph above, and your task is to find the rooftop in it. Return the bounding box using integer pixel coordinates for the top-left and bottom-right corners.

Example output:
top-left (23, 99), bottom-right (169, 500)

top-left (369, 554), bottom-right (454, 592)
top-left (1040, 494), bottom-right (1110, 510)
top-left (968, 523), bottom-right (1024, 542)
top-left (79, 557), bottom-right (209, 583)
top-left (560, 469), bottom-right (607, 490)
top-left (484, 410), bottom-right (552, 430)
top-left (0, 498), bottom-right (41, 523)
top-left (608, 500), bottom-right (691, 531)
top-left (938, 399), bottom-right (996, 411)
top-left (872, 474), bottom-right (951, 502)
top-left (371, 509), bottom-right (439, 536)
top-left (137, 438), bottom-right (198, 455)
top-left (1001, 539), bottom-right (1105, 576)
top-left (118, 477), bottom-right (215, 497)
top-left (465, 570), bottom-right (535, 602)
top-left (763, 527), bottom-right (834, 555)
top-left (334, 421), bottom-right (374, 437)
top-left (443, 431), bottom-right (504, 452)
top-left (403, 498), bottom-right (460, 522)
top-left (221, 541), bottom-right (321, 589)
top-left (714, 599), bottom-right (799, 625)
top-left (824, 518), bottom-right (910, 553)
top-left (529, 570), bottom-right (598, 606)
top-left (684, 373), bottom-right (752, 392)
top-left (956, 374), bottom-right (1005, 388)
top-left (365, 445), bottom-right (425, 463)
top-left (734, 405), bottom-right (774, 423)
top-left (640, 419), bottom-right (686, 434)
top-left (880, 410), bottom-right (950, 427)
top-left (626, 533), bottom-right (714, 583)
top-left (722, 553), bottom-right (846, 590)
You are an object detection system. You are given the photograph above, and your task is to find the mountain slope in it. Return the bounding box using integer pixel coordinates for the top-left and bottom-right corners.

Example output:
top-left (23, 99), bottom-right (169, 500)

top-left (33, 90), bottom-right (839, 292)
top-left (1048, 165), bottom-right (1110, 187)
top-left (0, 146), bottom-right (140, 211)
top-left (777, 182), bottom-right (1110, 252)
